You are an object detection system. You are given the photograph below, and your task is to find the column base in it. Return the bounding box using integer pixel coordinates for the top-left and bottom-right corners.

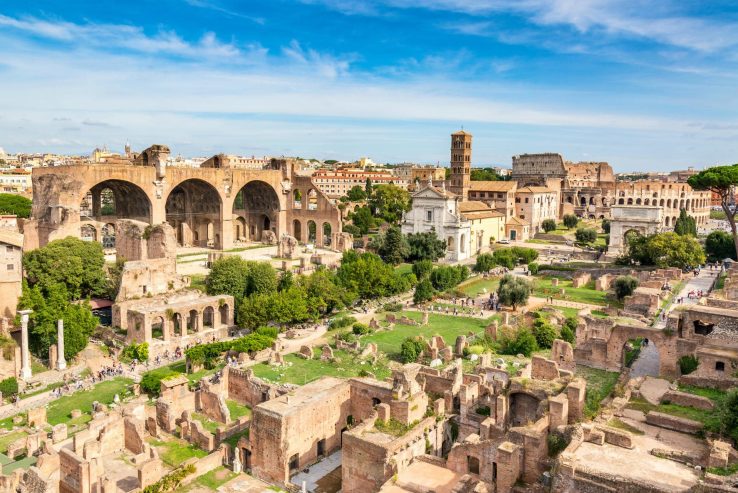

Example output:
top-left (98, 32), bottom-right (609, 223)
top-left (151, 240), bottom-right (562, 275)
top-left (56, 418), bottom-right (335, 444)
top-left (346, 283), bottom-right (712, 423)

top-left (57, 361), bottom-right (67, 371)
top-left (20, 367), bottom-right (32, 380)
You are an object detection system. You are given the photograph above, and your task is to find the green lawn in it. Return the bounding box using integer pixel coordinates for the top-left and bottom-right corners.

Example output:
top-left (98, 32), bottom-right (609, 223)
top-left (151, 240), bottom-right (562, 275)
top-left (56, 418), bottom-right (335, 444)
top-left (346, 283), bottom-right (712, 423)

top-left (362, 311), bottom-right (493, 360)
top-left (192, 413), bottom-right (220, 433)
top-left (226, 400), bottom-right (251, 420)
top-left (626, 397), bottom-right (716, 427)
top-left (0, 431), bottom-right (27, 454)
top-left (186, 466), bottom-right (238, 491)
top-left (677, 384), bottom-right (726, 402)
top-left (222, 429), bottom-right (249, 449)
top-left (459, 278), bottom-right (500, 297)
top-left (394, 263), bottom-right (413, 276)
top-left (46, 377), bottom-right (133, 426)
top-left (575, 366), bottom-right (619, 419)
top-left (251, 349), bottom-right (392, 385)
top-left (189, 274), bottom-right (207, 292)
top-left (533, 276), bottom-right (616, 307)
top-left (149, 437), bottom-right (208, 466)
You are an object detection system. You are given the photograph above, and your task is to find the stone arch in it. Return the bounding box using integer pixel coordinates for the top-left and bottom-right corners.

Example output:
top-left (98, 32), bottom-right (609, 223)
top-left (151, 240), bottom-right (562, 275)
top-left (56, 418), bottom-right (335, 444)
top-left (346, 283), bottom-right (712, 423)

top-left (686, 199), bottom-right (691, 210)
top-left (580, 196), bottom-right (587, 206)
top-left (293, 219), bottom-right (303, 242)
top-left (172, 313), bottom-right (183, 337)
top-left (307, 189), bottom-right (318, 210)
top-left (627, 198), bottom-right (633, 205)
top-left (447, 236), bottom-right (455, 252)
top-left (152, 316), bottom-right (165, 341)
top-left (618, 198), bottom-right (624, 205)
top-left (80, 224), bottom-right (97, 241)
top-left (660, 199), bottom-right (665, 206)
top-left (665, 216), bottom-right (670, 227)
top-left (307, 220), bottom-right (317, 243)
top-left (80, 179), bottom-right (153, 224)
top-left (101, 223), bottom-right (116, 249)
top-left (203, 306), bottom-right (215, 329)
top-left (566, 196), bottom-right (573, 204)
top-left (323, 222), bottom-right (332, 247)
top-left (644, 199), bottom-right (650, 205)
top-left (667, 199), bottom-right (672, 208)
top-left (232, 180), bottom-right (280, 242)
top-left (460, 234), bottom-right (466, 253)
top-left (166, 179), bottom-right (222, 249)
top-left (635, 198), bottom-right (642, 205)
top-left (604, 326), bottom-right (677, 377)
top-left (187, 309), bottom-right (200, 333)
top-left (219, 303), bottom-right (230, 326)
top-left (233, 216), bottom-right (247, 242)
top-left (601, 197), bottom-right (608, 206)
top-left (293, 189), bottom-right (302, 209)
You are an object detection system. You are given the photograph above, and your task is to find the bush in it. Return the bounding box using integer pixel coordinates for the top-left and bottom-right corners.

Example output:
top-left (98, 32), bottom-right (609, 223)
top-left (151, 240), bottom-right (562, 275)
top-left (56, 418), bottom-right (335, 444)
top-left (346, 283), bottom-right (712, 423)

top-left (497, 274), bottom-right (531, 310)
top-left (400, 337), bottom-right (424, 363)
top-left (602, 219), bottom-right (611, 234)
top-left (122, 342), bottom-right (149, 362)
top-left (563, 214), bottom-right (579, 229)
top-left (511, 246), bottom-right (539, 264)
top-left (352, 323), bottom-right (371, 335)
top-left (474, 253), bottom-right (496, 273)
top-left (412, 260), bottom-right (434, 280)
top-left (547, 432), bottom-right (570, 457)
top-left (339, 332), bottom-right (357, 343)
top-left (429, 265), bottom-right (467, 291)
top-left (328, 316), bottom-right (357, 330)
top-left (678, 355), bottom-right (699, 375)
top-left (528, 262), bottom-right (539, 275)
top-left (613, 276), bottom-right (638, 300)
top-left (575, 227), bottom-right (597, 244)
top-left (0, 377), bottom-right (18, 397)
top-left (532, 320), bottom-right (558, 349)
top-left (542, 219), bottom-right (557, 233)
top-left (414, 279), bottom-right (435, 304)
top-left (140, 367), bottom-right (179, 396)
top-left (383, 302), bottom-right (403, 312)
top-left (498, 327), bottom-right (538, 356)
top-left (706, 230), bottom-right (737, 261)
top-left (254, 326), bottom-right (279, 339)
top-left (560, 324), bottom-right (575, 344)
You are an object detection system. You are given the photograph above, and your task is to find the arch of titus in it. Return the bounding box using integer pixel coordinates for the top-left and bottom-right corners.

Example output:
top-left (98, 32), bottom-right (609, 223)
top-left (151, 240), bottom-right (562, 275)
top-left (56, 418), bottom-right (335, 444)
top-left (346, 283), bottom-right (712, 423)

top-left (607, 205), bottom-right (663, 256)
top-left (25, 145), bottom-right (343, 250)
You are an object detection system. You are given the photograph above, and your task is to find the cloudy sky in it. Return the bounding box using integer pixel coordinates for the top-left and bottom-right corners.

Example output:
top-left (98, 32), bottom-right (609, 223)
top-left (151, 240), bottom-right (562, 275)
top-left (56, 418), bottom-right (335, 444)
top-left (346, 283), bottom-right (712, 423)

top-left (1, 0), bottom-right (737, 170)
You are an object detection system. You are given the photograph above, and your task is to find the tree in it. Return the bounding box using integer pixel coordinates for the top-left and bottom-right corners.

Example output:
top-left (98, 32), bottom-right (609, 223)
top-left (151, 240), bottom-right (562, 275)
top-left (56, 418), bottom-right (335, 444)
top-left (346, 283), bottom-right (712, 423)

top-left (470, 168), bottom-right (503, 181)
top-left (474, 253), bottom-right (495, 273)
top-left (622, 232), bottom-right (705, 268)
top-left (563, 214), bottom-right (579, 229)
top-left (368, 184), bottom-right (411, 224)
top-left (0, 194), bottom-right (31, 218)
top-left (705, 230), bottom-right (737, 261)
top-left (406, 231), bottom-right (446, 262)
top-left (688, 165), bottom-right (738, 259)
top-left (23, 237), bottom-right (108, 300)
top-left (498, 327), bottom-right (538, 356)
top-left (613, 276), bottom-right (638, 300)
top-left (602, 219), bottom-right (611, 234)
top-left (497, 274), bottom-right (531, 311)
top-left (365, 178), bottom-right (373, 195)
top-left (542, 219), bottom-right (557, 233)
top-left (400, 337), bottom-right (424, 363)
top-left (348, 206), bottom-right (375, 235)
top-left (560, 324), bottom-right (575, 344)
top-left (492, 248), bottom-right (516, 269)
top-left (412, 260), bottom-right (433, 280)
top-left (575, 227), bottom-right (597, 244)
top-left (336, 251), bottom-right (408, 299)
top-left (206, 257), bottom-right (250, 299)
top-left (674, 208), bottom-right (697, 236)
top-left (714, 388), bottom-right (738, 443)
top-left (512, 246), bottom-right (539, 264)
top-left (532, 320), bottom-right (558, 349)
top-left (413, 279), bottom-right (435, 304)
top-left (246, 262), bottom-right (278, 296)
top-left (374, 226), bottom-right (410, 265)
top-left (346, 185), bottom-right (367, 202)
top-left (429, 265), bottom-right (467, 291)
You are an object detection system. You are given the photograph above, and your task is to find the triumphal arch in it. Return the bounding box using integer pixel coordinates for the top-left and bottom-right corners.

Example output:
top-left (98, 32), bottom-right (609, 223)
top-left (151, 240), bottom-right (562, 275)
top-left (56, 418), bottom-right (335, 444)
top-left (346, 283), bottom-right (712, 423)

top-left (25, 145), bottom-right (342, 250)
top-left (607, 205), bottom-right (662, 256)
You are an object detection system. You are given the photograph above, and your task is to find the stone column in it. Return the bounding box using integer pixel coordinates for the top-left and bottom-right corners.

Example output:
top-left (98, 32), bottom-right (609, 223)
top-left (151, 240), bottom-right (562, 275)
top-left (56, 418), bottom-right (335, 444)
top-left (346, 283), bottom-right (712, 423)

top-left (18, 310), bottom-right (32, 380)
top-left (57, 319), bottom-right (67, 370)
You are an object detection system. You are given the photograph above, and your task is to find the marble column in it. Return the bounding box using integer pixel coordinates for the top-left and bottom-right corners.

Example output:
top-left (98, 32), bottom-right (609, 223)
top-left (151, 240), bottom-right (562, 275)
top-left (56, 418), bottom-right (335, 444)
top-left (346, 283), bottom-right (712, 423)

top-left (18, 310), bottom-right (32, 380)
top-left (57, 319), bottom-right (67, 370)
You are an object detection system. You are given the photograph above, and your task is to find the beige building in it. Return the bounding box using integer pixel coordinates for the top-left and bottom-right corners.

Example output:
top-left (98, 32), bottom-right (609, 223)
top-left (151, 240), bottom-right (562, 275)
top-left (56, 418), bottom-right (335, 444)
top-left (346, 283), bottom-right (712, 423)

top-left (311, 168), bottom-right (408, 198)
top-left (394, 165), bottom-right (446, 191)
top-left (458, 201), bottom-right (506, 251)
top-left (514, 186), bottom-right (558, 234)
top-left (0, 170), bottom-right (32, 194)
top-left (0, 224), bottom-right (23, 321)
top-left (468, 181), bottom-right (517, 220)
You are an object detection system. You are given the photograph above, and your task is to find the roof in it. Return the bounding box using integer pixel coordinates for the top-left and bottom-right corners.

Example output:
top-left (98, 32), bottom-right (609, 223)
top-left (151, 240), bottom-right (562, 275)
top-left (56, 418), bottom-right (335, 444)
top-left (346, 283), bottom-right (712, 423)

top-left (256, 377), bottom-right (349, 417)
top-left (461, 210), bottom-right (504, 220)
top-left (0, 229), bottom-right (23, 248)
top-left (516, 186), bottom-right (555, 194)
top-left (458, 201), bottom-right (492, 212)
top-left (469, 181), bottom-right (516, 192)
top-left (412, 184), bottom-right (456, 199)
top-left (452, 130), bottom-right (471, 136)
top-left (506, 217), bottom-right (529, 226)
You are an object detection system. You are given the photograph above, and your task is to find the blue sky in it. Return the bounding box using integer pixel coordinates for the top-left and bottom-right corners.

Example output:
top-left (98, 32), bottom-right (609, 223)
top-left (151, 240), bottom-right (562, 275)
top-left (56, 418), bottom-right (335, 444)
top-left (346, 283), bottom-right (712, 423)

top-left (1, 0), bottom-right (737, 171)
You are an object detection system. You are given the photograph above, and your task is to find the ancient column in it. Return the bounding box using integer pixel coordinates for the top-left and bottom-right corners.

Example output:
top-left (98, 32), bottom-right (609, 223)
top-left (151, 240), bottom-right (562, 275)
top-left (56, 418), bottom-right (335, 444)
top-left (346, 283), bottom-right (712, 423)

top-left (57, 319), bottom-right (67, 370)
top-left (18, 310), bottom-right (33, 379)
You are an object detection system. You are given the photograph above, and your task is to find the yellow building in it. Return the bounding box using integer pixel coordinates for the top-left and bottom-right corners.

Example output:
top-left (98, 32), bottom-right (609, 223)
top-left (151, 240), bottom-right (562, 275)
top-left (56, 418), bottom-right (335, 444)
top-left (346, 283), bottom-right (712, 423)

top-left (458, 201), bottom-right (506, 254)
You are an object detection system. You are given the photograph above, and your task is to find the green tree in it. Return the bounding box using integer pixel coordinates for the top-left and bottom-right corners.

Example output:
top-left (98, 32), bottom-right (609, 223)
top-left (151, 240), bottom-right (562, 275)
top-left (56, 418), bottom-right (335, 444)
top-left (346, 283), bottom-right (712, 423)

top-left (497, 274), bottom-right (531, 311)
top-left (674, 208), bottom-right (697, 236)
top-left (365, 178), bottom-right (373, 195)
top-left (246, 262), bottom-right (278, 296)
top-left (412, 260), bottom-right (433, 280)
top-left (541, 219), bottom-right (557, 233)
top-left (560, 324), bottom-right (575, 344)
top-left (601, 219), bottom-right (611, 234)
top-left (622, 232), bottom-right (705, 268)
top-left (470, 168), bottom-right (506, 181)
top-left (336, 251), bottom-right (408, 299)
top-left (492, 248), bottom-right (517, 269)
top-left (575, 227), bottom-right (597, 244)
top-left (413, 279), bottom-right (435, 304)
top-left (297, 267), bottom-right (353, 314)
top-left (613, 276), bottom-right (638, 300)
top-left (406, 231), bottom-right (446, 262)
top-left (206, 256), bottom-right (250, 300)
top-left (429, 265), bottom-right (467, 291)
top-left (23, 237), bottom-right (108, 300)
top-left (474, 253), bottom-right (495, 272)
top-left (278, 270), bottom-right (294, 292)
top-left (0, 194), bottom-right (31, 218)
top-left (532, 320), bottom-right (558, 349)
top-left (498, 327), bottom-right (538, 356)
top-left (375, 226), bottom-right (410, 265)
top-left (688, 164), bottom-right (738, 258)
top-left (714, 388), bottom-right (738, 443)
top-left (511, 246), bottom-right (539, 264)
top-left (400, 337), bottom-right (424, 363)
top-left (705, 230), bottom-right (737, 261)
top-left (346, 185), bottom-right (367, 202)
top-left (563, 214), bottom-right (579, 229)
top-left (348, 206), bottom-right (376, 235)
top-left (368, 184), bottom-right (411, 224)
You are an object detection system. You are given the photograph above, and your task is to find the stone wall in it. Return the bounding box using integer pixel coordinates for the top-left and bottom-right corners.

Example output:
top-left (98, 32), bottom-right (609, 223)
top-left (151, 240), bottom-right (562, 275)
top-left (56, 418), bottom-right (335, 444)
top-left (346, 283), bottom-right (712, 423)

top-left (224, 367), bottom-right (292, 408)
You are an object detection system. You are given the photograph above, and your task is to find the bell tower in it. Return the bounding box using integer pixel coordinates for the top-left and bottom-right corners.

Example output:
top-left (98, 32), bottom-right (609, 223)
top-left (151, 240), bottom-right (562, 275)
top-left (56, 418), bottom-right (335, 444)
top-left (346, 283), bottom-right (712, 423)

top-left (449, 130), bottom-right (472, 200)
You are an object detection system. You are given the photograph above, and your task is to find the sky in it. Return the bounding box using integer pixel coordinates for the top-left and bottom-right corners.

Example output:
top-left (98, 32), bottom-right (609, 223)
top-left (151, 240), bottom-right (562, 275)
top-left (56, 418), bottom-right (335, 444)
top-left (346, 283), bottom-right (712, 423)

top-left (1, 1), bottom-right (737, 171)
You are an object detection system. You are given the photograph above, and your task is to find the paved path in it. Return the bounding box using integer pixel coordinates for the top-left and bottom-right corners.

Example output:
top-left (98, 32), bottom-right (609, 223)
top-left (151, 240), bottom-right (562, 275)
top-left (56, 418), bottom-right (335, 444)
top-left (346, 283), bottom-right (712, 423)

top-left (630, 342), bottom-right (661, 378)
top-left (652, 268), bottom-right (718, 329)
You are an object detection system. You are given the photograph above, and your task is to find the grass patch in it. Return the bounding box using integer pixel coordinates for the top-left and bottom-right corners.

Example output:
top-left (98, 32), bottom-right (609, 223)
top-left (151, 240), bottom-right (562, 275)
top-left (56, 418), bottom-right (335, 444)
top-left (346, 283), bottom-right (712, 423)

top-left (607, 417), bottom-right (644, 435)
top-left (626, 397), bottom-right (716, 426)
top-left (20, 381), bottom-right (64, 400)
top-left (226, 400), bottom-right (251, 420)
top-left (373, 418), bottom-right (418, 437)
top-left (0, 431), bottom-right (28, 454)
top-left (222, 429), bottom-right (249, 449)
top-left (460, 277), bottom-right (500, 297)
top-left (576, 366), bottom-right (619, 419)
top-left (192, 413), bottom-right (221, 434)
top-left (677, 384), bottom-right (726, 402)
top-left (47, 377), bottom-right (133, 426)
top-left (707, 462), bottom-right (738, 476)
top-left (394, 263), bottom-right (413, 276)
top-left (189, 274), bottom-right (207, 292)
top-left (191, 466), bottom-right (238, 490)
top-left (149, 437), bottom-right (208, 466)
top-left (251, 349), bottom-right (391, 385)
top-left (710, 209), bottom-right (727, 220)
top-left (533, 276), bottom-right (617, 307)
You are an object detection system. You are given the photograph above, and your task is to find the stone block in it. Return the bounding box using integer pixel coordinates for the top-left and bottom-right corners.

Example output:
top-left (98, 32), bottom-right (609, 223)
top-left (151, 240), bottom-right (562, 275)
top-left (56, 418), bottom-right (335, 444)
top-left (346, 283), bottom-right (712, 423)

top-left (27, 407), bottom-right (47, 428)
top-left (52, 424), bottom-right (68, 443)
top-left (531, 355), bottom-right (559, 381)
top-left (646, 411), bottom-right (703, 434)
top-left (376, 403), bottom-right (391, 422)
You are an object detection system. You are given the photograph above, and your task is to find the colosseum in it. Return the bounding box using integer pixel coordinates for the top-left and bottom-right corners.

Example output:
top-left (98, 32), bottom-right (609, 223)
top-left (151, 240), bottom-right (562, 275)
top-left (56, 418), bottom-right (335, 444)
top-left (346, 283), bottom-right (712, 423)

top-left (24, 145), bottom-right (343, 250)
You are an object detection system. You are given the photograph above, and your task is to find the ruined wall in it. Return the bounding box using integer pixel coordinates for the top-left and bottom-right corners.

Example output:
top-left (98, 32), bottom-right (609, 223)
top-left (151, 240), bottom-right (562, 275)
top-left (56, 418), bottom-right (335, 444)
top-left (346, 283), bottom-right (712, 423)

top-left (224, 367), bottom-right (291, 408)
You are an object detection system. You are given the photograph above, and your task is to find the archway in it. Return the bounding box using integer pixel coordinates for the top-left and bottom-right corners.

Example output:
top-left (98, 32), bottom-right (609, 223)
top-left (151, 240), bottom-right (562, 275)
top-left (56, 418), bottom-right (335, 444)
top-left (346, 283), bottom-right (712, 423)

top-left (80, 180), bottom-right (152, 223)
top-left (187, 309), bottom-right (199, 333)
top-left (232, 181), bottom-right (280, 242)
top-left (665, 217), bottom-right (670, 227)
top-left (219, 303), bottom-right (230, 326)
top-left (102, 223), bottom-right (116, 249)
top-left (152, 316), bottom-right (165, 341)
top-left (81, 224), bottom-right (97, 242)
top-left (293, 189), bottom-right (302, 209)
top-left (307, 189), bottom-right (318, 210)
top-left (203, 307), bottom-right (215, 329)
top-left (293, 220), bottom-right (302, 242)
top-left (627, 198), bottom-right (633, 205)
top-left (624, 229), bottom-right (641, 246)
top-left (323, 223), bottom-right (332, 247)
top-left (172, 313), bottom-right (183, 337)
top-left (447, 236), bottom-right (455, 252)
top-left (233, 217), bottom-right (247, 242)
top-left (307, 220), bottom-right (317, 243)
top-left (166, 179), bottom-right (222, 248)
top-left (618, 198), bottom-right (624, 205)
top-left (624, 337), bottom-right (660, 377)
top-left (460, 234), bottom-right (466, 253)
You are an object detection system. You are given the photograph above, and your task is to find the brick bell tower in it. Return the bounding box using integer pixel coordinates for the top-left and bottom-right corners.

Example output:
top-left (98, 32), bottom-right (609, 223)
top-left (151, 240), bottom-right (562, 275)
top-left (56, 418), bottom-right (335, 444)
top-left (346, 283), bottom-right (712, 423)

top-left (449, 130), bottom-right (472, 200)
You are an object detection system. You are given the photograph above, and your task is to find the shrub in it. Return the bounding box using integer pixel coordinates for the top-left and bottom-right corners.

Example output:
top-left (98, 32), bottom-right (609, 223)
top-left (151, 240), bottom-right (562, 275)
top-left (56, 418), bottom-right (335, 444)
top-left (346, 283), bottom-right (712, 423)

top-left (497, 274), bottom-right (531, 310)
top-left (678, 355), bottom-right (699, 375)
top-left (383, 302), bottom-right (403, 312)
top-left (498, 327), bottom-right (538, 356)
top-left (352, 323), bottom-right (371, 335)
top-left (0, 377), bottom-right (18, 397)
top-left (328, 316), bottom-right (356, 330)
top-left (602, 219), bottom-right (611, 234)
top-left (476, 406), bottom-right (491, 416)
top-left (414, 279), bottom-right (435, 304)
top-left (400, 337), bottom-right (424, 363)
top-left (560, 324), bottom-right (575, 344)
top-left (575, 227), bottom-right (597, 244)
top-left (140, 367), bottom-right (179, 396)
top-left (122, 342), bottom-right (149, 362)
top-left (474, 253), bottom-right (496, 272)
top-left (430, 265), bottom-right (465, 291)
top-left (532, 320), bottom-right (558, 349)
top-left (254, 326), bottom-right (279, 339)
top-left (547, 432), bottom-right (570, 457)
top-left (528, 262), bottom-right (539, 275)
top-left (563, 214), bottom-right (579, 229)
top-left (412, 260), bottom-right (434, 280)
top-left (542, 219), bottom-right (557, 233)
top-left (613, 276), bottom-right (638, 300)
top-left (511, 246), bottom-right (539, 264)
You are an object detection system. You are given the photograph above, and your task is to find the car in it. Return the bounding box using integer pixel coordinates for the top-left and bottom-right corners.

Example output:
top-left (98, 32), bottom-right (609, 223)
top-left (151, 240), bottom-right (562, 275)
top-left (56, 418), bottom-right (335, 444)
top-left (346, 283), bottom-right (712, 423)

top-left (497, 239), bottom-right (510, 244)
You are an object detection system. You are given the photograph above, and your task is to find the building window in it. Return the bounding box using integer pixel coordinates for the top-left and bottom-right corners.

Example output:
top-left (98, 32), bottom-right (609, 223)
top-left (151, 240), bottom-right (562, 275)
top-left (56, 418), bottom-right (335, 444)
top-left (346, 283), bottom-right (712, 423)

top-left (515, 197), bottom-right (520, 203)
top-left (525, 198), bottom-right (529, 203)
top-left (6, 264), bottom-right (13, 271)
top-left (426, 210), bottom-right (433, 221)
top-left (716, 361), bottom-right (725, 372)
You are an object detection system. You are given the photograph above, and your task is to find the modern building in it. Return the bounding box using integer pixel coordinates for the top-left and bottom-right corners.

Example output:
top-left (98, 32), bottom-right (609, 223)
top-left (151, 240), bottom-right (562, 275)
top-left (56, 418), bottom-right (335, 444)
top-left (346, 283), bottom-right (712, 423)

top-left (311, 168), bottom-right (408, 198)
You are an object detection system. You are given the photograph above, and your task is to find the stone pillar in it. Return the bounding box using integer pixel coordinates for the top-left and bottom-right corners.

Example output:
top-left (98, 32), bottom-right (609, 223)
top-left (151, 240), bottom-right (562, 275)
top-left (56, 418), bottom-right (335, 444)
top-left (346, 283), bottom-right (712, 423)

top-left (19, 310), bottom-right (32, 380)
top-left (57, 319), bottom-right (67, 370)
